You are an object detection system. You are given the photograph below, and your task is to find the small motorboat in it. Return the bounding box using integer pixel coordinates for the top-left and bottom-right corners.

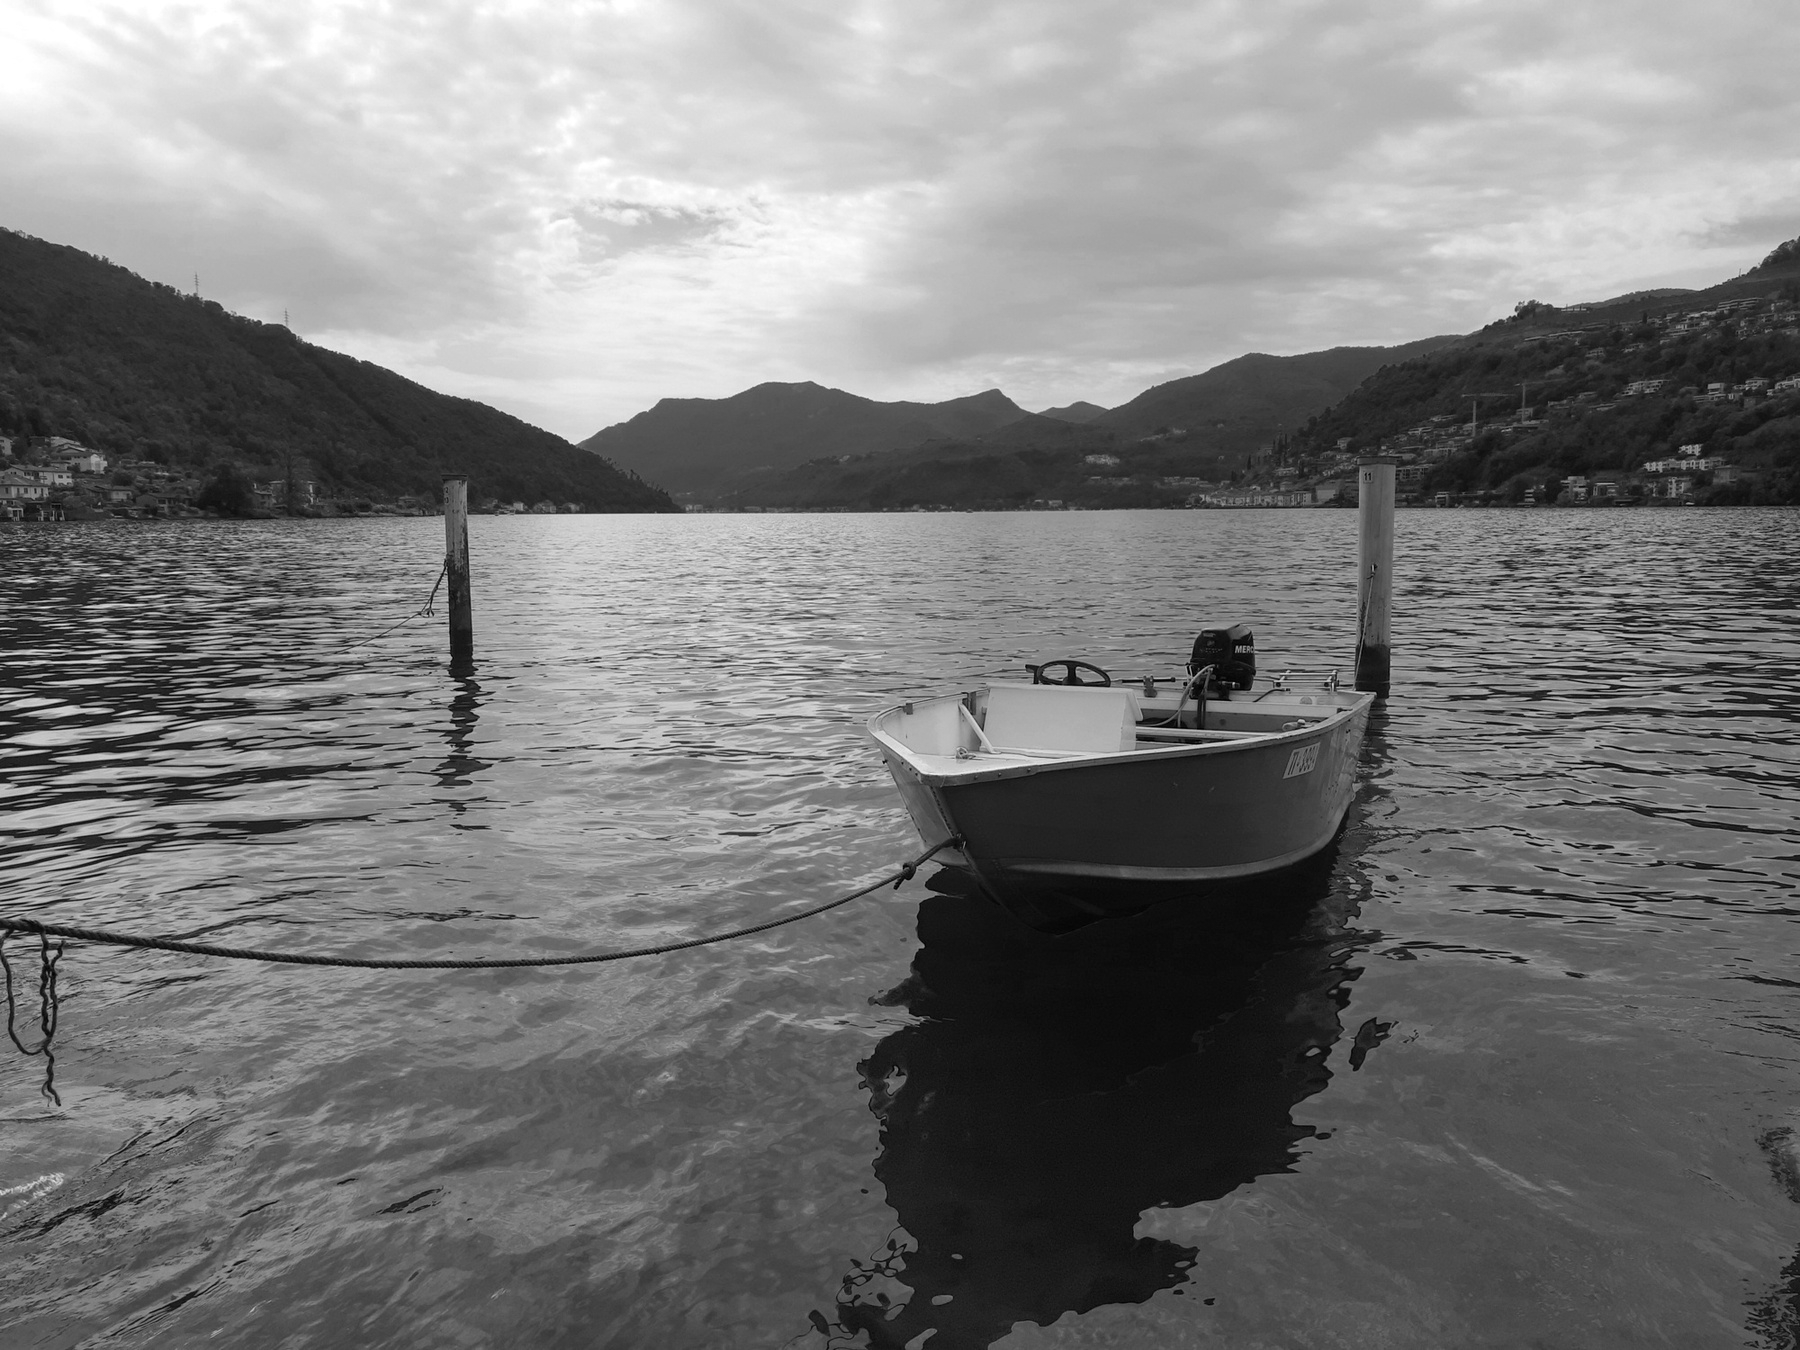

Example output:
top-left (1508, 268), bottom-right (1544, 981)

top-left (869, 459), bottom-right (1396, 928)
top-left (869, 639), bottom-right (1374, 926)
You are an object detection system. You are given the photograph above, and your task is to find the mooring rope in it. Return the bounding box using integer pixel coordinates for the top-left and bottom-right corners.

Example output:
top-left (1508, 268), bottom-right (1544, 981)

top-left (0, 931), bottom-right (63, 1106)
top-left (0, 838), bottom-right (959, 971)
top-left (0, 837), bottom-right (961, 1105)
top-left (341, 560), bottom-right (449, 653)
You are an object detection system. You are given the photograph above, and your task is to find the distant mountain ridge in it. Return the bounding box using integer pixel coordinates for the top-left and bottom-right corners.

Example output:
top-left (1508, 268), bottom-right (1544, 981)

top-left (1038, 401), bottom-right (1108, 423)
top-left (1089, 338), bottom-right (1461, 447)
top-left (0, 228), bottom-right (676, 512)
top-left (581, 338), bottom-right (1459, 506)
top-left (576, 229), bottom-right (1799, 512)
top-left (711, 338), bottom-right (1461, 512)
top-left (579, 382), bottom-right (1028, 496)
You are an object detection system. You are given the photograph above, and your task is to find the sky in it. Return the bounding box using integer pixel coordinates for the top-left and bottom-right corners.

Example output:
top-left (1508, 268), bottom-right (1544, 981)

top-left (5, 0), bottom-right (1799, 440)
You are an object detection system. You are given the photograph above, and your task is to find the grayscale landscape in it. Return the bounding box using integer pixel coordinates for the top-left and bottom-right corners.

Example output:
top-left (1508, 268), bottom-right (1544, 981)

top-left (3, 5), bottom-right (1799, 1350)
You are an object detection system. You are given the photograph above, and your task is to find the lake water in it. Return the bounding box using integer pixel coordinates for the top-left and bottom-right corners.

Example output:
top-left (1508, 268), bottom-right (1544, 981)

top-left (3, 508), bottom-right (1799, 1349)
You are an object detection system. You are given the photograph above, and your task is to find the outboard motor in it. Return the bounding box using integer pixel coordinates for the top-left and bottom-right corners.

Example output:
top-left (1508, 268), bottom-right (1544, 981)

top-left (1189, 623), bottom-right (1255, 691)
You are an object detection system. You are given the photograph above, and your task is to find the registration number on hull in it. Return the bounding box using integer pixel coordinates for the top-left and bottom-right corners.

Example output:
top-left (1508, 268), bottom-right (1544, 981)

top-left (1283, 743), bottom-right (1320, 779)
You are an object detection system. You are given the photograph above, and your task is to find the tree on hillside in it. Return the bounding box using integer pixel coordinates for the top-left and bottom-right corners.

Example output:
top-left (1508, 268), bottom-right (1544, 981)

top-left (1756, 238), bottom-right (1800, 271)
top-left (196, 463), bottom-right (253, 516)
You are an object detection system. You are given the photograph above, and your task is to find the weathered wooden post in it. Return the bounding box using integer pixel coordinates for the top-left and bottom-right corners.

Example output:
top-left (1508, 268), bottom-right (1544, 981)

top-left (1354, 457), bottom-right (1394, 697)
top-left (442, 475), bottom-right (473, 670)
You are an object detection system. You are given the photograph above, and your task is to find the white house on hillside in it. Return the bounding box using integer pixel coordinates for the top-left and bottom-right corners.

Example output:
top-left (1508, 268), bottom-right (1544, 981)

top-left (1, 468), bottom-right (50, 517)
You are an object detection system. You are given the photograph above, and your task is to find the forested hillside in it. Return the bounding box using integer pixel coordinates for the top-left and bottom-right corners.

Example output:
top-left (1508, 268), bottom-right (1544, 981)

top-left (0, 229), bottom-right (676, 511)
top-left (1289, 241), bottom-right (1800, 504)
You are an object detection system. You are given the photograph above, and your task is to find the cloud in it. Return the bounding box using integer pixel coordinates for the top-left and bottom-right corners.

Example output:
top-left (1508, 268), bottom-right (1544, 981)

top-left (569, 201), bottom-right (733, 261)
top-left (3, 0), bottom-right (1797, 436)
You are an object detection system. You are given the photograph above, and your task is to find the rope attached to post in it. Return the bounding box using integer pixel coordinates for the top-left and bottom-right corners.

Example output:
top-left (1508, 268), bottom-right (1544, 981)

top-left (0, 838), bottom-right (961, 1103)
top-left (341, 561), bottom-right (449, 653)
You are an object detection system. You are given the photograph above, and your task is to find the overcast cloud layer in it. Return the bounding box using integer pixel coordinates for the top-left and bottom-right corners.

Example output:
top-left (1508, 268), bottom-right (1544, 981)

top-left (7, 0), bottom-right (1799, 437)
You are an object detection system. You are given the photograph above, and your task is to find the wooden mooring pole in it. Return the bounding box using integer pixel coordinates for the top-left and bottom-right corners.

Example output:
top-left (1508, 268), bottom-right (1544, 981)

top-left (1354, 457), bottom-right (1394, 698)
top-left (442, 475), bottom-right (473, 671)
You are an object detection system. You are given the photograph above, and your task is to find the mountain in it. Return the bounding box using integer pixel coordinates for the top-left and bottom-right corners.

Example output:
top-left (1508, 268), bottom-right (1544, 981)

top-left (578, 382), bottom-right (1028, 497)
top-left (1090, 338), bottom-right (1461, 450)
top-left (715, 337), bottom-right (1460, 511)
top-left (1038, 401), bottom-right (1108, 423)
top-left (0, 228), bottom-right (676, 512)
top-left (1288, 234), bottom-right (1800, 503)
top-left (721, 413), bottom-right (1122, 511)
top-left (1749, 237), bottom-right (1800, 274)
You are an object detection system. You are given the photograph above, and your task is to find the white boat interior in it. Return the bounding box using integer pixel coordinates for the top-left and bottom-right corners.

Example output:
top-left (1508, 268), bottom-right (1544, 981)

top-left (870, 676), bottom-right (1364, 785)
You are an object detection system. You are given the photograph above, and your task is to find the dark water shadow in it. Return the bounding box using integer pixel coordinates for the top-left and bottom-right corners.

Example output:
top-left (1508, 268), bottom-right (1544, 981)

top-left (828, 841), bottom-right (1377, 1349)
top-left (1747, 1247), bottom-right (1800, 1349)
top-left (1748, 1128), bottom-right (1800, 1348)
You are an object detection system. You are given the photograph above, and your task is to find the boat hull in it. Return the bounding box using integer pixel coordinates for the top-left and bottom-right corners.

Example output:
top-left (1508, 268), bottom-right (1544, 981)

top-left (874, 689), bottom-right (1371, 914)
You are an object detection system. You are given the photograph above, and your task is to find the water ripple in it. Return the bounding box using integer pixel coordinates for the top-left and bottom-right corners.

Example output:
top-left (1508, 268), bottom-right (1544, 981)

top-left (2, 509), bottom-right (1798, 1347)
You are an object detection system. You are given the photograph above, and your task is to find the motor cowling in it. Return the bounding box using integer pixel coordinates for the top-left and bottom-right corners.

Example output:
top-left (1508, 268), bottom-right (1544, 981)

top-left (1189, 623), bottom-right (1255, 691)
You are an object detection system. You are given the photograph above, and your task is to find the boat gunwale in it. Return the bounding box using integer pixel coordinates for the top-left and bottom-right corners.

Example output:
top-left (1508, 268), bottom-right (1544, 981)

top-left (868, 686), bottom-right (1373, 789)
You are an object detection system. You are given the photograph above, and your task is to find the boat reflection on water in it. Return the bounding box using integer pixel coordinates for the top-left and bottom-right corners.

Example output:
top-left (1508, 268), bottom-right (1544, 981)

top-left (830, 843), bottom-right (1376, 1349)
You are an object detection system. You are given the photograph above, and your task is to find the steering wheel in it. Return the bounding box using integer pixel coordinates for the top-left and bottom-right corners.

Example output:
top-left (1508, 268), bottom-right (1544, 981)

top-left (1030, 659), bottom-right (1112, 688)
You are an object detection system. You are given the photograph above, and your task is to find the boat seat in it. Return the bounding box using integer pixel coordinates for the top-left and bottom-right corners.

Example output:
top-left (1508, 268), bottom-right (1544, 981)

top-left (983, 684), bottom-right (1142, 754)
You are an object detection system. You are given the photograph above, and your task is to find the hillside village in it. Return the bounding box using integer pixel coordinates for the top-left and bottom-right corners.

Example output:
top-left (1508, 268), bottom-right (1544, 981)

top-left (0, 434), bottom-right (613, 521)
top-left (0, 435), bottom-right (199, 521)
top-left (1230, 287), bottom-right (1800, 509)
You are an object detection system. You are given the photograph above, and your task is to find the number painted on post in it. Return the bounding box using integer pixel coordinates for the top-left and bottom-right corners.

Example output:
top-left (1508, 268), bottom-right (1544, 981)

top-left (1283, 743), bottom-right (1320, 779)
